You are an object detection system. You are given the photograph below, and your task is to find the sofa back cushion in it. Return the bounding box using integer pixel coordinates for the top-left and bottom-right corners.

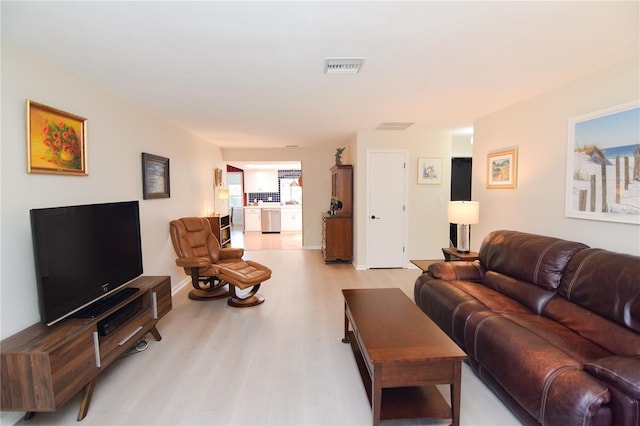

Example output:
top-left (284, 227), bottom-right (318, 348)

top-left (483, 271), bottom-right (558, 314)
top-left (479, 230), bottom-right (588, 290)
top-left (559, 248), bottom-right (640, 334)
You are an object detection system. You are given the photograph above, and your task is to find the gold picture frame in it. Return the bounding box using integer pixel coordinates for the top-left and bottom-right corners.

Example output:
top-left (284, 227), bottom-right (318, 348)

top-left (142, 153), bottom-right (170, 199)
top-left (487, 148), bottom-right (518, 189)
top-left (27, 100), bottom-right (88, 175)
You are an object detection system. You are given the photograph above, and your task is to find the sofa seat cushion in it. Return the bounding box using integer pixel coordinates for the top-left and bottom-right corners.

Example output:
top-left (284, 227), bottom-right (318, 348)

top-left (415, 275), bottom-right (529, 349)
top-left (464, 313), bottom-right (611, 425)
top-left (500, 313), bottom-right (611, 362)
top-left (584, 356), bottom-right (640, 400)
top-left (543, 296), bottom-right (640, 356)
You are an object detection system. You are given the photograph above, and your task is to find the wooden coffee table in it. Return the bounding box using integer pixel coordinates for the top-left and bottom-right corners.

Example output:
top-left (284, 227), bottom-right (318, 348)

top-left (342, 288), bottom-right (467, 426)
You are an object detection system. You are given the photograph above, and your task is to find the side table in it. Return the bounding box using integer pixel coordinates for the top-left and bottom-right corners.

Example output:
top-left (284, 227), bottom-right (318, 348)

top-left (441, 247), bottom-right (479, 262)
top-left (410, 259), bottom-right (437, 273)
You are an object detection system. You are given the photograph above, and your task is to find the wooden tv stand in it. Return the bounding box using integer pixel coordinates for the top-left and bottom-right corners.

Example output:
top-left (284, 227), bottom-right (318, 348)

top-left (0, 276), bottom-right (172, 421)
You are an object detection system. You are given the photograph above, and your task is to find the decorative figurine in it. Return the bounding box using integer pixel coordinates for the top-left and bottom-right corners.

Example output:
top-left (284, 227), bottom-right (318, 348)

top-left (335, 147), bottom-right (345, 165)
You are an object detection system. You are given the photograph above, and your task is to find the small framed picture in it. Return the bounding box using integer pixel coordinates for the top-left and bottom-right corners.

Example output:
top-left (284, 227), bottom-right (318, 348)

top-left (417, 157), bottom-right (442, 185)
top-left (487, 148), bottom-right (518, 189)
top-left (142, 153), bottom-right (170, 199)
top-left (26, 100), bottom-right (88, 175)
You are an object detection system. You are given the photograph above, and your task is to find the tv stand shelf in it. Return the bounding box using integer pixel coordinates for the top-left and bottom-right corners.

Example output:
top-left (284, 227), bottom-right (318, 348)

top-left (0, 276), bottom-right (172, 421)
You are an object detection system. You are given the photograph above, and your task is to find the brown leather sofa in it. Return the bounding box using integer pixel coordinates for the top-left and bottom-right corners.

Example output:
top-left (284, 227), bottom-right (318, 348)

top-left (414, 230), bottom-right (640, 426)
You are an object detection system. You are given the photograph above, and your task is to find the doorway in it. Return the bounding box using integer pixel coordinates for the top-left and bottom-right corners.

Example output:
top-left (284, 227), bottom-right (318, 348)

top-left (450, 157), bottom-right (472, 245)
top-left (228, 171), bottom-right (244, 226)
top-left (227, 161), bottom-right (303, 251)
top-left (367, 150), bottom-right (407, 268)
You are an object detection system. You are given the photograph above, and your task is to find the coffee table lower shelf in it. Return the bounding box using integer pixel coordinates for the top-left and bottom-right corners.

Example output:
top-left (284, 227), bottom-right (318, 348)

top-left (345, 330), bottom-right (453, 423)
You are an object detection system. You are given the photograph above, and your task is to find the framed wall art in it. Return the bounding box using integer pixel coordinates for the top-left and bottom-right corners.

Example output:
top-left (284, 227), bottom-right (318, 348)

top-left (565, 100), bottom-right (639, 224)
top-left (417, 157), bottom-right (442, 185)
top-left (27, 100), bottom-right (88, 175)
top-left (487, 148), bottom-right (517, 189)
top-left (142, 153), bottom-right (170, 199)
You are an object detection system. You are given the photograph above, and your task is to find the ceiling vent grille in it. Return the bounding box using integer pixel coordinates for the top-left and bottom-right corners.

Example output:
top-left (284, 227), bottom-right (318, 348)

top-left (324, 57), bottom-right (365, 74)
top-left (376, 122), bottom-right (415, 131)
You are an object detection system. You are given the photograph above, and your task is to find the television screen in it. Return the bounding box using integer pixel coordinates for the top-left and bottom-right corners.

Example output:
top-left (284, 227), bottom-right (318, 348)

top-left (30, 201), bottom-right (143, 325)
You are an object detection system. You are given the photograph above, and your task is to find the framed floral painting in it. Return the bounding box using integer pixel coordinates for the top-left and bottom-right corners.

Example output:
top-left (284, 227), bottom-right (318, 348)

top-left (27, 100), bottom-right (88, 175)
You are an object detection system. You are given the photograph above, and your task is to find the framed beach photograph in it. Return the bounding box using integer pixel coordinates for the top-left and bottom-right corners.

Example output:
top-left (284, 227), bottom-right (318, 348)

top-left (142, 153), bottom-right (170, 199)
top-left (487, 148), bottom-right (517, 189)
top-left (565, 101), bottom-right (639, 224)
top-left (417, 157), bottom-right (442, 185)
top-left (27, 100), bottom-right (88, 175)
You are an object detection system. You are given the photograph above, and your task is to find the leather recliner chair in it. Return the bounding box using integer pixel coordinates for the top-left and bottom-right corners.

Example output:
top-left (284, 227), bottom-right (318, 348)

top-left (169, 217), bottom-right (271, 307)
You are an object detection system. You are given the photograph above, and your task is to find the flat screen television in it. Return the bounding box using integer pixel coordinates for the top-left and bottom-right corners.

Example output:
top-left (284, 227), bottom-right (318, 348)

top-left (30, 200), bottom-right (143, 325)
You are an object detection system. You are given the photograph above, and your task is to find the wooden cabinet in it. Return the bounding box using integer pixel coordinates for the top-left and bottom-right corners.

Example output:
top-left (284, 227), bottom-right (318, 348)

top-left (0, 276), bottom-right (172, 420)
top-left (323, 164), bottom-right (353, 262)
top-left (331, 164), bottom-right (353, 215)
top-left (207, 214), bottom-right (231, 247)
top-left (322, 214), bottom-right (353, 262)
top-left (244, 208), bottom-right (261, 232)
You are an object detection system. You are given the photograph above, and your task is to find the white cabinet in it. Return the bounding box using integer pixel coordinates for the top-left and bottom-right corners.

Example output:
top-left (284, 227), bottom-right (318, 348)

top-left (281, 207), bottom-right (302, 231)
top-left (244, 170), bottom-right (278, 193)
top-left (244, 208), bottom-right (262, 232)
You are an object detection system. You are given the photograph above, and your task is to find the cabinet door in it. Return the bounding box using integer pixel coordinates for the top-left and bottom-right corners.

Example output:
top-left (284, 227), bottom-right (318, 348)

top-left (245, 170), bottom-right (278, 193)
top-left (324, 217), bottom-right (352, 261)
top-left (50, 329), bottom-right (99, 408)
top-left (281, 208), bottom-right (302, 231)
top-left (244, 209), bottom-right (261, 232)
top-left (152, 278), bottom-right (172, 320)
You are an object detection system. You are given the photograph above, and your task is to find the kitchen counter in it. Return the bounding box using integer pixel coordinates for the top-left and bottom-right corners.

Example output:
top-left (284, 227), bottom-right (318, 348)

top-left (243, 204), bottom-right (302, 232)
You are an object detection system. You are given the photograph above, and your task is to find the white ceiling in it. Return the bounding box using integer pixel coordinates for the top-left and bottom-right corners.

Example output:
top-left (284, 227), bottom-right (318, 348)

top-left (2, 1), bottom-right (638, 149)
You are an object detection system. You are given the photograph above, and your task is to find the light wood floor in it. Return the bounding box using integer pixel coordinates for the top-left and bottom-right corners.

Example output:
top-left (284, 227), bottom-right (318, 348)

top-left (232, 228), bottom-right (302, 251)
top-left (15, 249), bottom-right (520, 426)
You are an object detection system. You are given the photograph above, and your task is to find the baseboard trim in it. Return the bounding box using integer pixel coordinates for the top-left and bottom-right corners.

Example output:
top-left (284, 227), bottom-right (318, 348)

top-left (172, 277), bottom-right (191, 296)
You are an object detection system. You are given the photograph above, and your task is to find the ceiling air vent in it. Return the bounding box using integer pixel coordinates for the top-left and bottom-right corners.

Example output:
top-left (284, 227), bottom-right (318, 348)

top-left (324, 57), bottom-right (365, 74)
top-left (376, 122), bottom-right (415, 131)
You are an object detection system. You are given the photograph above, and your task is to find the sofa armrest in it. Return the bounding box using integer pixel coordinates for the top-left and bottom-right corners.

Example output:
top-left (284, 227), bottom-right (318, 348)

top-left (220, 247), bottom-right (245, 259)
top-left (427, 261), bottom-right (483, 282)
top-left (584, 356), bottom-right (640, 399)
top-left (176, 256), bottom-right (211, 268)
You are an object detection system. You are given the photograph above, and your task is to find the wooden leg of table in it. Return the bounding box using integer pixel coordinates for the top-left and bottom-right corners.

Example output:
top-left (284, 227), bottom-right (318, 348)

top-left (442, 249), bottom-right (453, 261)
top-left (451, 362), bottom-right (462, 426)
top-left (149, 325), bottom-right (162, 341)
top-left (341, 303), bottom-right (350, 344)
top-left (77, 379), bottom-right (97, 421)
top-left (372, 365), bottom-right (382, 426)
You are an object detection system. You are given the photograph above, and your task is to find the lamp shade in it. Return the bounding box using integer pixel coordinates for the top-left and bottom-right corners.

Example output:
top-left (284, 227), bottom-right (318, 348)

top-left (217, 189), bottom-right (229, 200)
top-left (448, 201), bottom-right (479, 224)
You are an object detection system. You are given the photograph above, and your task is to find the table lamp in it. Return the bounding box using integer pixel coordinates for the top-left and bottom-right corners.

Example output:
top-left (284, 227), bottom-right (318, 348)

top-left (447, 201), bottom-right (479, 253)
top-left (214, 188), bottom-right (229, 215)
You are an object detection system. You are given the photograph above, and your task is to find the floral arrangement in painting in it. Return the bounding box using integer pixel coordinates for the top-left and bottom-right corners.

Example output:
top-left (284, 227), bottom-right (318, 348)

top-left (422, 164), bottom-right (437, 180)
top-left (41, 120), bottom-right (82, 168)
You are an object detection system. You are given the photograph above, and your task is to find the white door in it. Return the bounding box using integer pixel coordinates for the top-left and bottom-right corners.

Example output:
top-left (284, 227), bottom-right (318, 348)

top-left (368, 150), bottom-right (407, 268)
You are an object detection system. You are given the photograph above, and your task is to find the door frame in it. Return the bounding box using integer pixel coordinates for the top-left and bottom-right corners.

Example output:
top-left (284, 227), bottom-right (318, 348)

top-left (365, 149), bottom-right (409, 269)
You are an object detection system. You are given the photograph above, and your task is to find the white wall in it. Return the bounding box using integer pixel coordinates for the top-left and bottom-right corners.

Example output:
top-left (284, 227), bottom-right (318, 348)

top-left (1, 43), bottom-right (226, 338)
top-left (353, 127), bottom-right (456, 268)
top-left (473, 56), bottom-right (640, 255)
